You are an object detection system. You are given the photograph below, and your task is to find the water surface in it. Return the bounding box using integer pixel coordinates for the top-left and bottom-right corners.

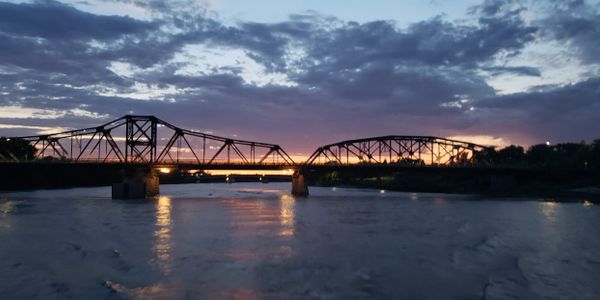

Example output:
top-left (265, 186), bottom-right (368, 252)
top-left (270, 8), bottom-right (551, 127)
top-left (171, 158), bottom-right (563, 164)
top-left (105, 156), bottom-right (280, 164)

top-left (1, 183), bottom-right (599, 299)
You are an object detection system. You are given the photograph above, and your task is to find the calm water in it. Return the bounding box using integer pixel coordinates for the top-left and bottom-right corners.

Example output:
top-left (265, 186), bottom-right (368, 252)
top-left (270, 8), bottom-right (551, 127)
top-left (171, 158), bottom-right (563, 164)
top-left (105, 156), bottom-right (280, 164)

top-left (0, 183), bottom-right (599, 299)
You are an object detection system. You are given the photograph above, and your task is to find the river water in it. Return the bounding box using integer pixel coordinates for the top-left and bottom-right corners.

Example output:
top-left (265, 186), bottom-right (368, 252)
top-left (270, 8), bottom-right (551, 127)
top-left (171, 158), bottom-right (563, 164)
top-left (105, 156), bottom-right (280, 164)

top-left (0, 183), bottom-right (599, 299)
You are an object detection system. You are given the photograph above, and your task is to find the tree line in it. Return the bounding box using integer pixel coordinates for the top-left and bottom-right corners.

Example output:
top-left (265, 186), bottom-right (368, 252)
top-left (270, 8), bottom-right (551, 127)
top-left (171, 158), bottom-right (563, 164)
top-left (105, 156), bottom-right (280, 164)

top-left (476, 140), bottom-right (600, 169)
top-left (0, 138), bottom-right (36, 161)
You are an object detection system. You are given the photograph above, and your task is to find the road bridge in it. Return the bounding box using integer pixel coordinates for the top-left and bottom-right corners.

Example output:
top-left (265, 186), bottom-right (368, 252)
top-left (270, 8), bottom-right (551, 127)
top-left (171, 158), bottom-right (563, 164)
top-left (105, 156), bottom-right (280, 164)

top-left (2, 115), bottom-right (493, 197)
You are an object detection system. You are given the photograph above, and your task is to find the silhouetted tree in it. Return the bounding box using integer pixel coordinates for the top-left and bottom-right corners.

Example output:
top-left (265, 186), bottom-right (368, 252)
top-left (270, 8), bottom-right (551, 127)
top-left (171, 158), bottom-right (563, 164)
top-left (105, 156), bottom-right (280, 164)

top-left (454, 152), bottom-right (470, 166)
top-left (588, 139), bottom-right (600, 169)
top-left (497, 145), bottom-right (526, 165)
top-left (475, 140), bottom-right (600, 170)
top-left (473, 148), bottom-right (498, 166)
top-left (527, 144), bottom-right (553, 166)
top-left (552, 143), bottom-right (584, 168)
top-left (0, 138), bottom-right (37, 161)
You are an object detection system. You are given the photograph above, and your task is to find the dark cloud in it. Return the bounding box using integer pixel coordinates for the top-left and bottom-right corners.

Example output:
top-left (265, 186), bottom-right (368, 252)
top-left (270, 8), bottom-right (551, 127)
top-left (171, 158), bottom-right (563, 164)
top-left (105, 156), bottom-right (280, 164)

top-left (0, 0), bottom-right (155, 41)
top-left (540, 0), bottom-right (600, 64)
top-left (474, 77), bottom-right (600, 143)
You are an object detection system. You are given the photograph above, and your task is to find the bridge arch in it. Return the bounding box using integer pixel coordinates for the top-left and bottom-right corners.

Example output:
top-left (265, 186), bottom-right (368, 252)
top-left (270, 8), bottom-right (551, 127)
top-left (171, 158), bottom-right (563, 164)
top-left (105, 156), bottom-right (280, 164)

top-left (305, 136), bottom-right (491, 166)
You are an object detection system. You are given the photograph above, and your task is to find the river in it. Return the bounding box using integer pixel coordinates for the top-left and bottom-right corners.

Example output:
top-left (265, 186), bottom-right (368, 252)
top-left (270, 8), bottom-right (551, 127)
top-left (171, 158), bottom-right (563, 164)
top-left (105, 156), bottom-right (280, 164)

top-left (1, 183), bottom-right (599, 299)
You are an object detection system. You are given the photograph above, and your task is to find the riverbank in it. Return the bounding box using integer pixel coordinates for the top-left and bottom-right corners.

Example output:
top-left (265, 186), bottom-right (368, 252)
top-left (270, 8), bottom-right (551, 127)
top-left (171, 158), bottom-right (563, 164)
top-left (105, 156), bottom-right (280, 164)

top-left (309, 170), bottom-right (600, 202)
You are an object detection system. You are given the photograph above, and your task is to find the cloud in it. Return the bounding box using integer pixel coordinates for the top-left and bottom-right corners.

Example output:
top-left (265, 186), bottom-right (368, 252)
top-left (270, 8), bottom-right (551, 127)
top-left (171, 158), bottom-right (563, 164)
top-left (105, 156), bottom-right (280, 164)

top-left (0, 0), bottom-right (155, 41)
top-left (540, 0), bottom-right (600, 64)
top-left (473, 76), bottom-right (600, 143)
top-left (0, 0), bottom-right (598, 152)
top-left (481, 66), bottom-right (541, 77)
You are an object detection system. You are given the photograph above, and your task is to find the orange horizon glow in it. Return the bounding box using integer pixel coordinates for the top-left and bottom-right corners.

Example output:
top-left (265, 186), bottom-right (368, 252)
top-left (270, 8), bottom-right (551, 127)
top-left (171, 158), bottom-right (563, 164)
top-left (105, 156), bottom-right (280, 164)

top-left (205, 169), bottom-right (295, 176)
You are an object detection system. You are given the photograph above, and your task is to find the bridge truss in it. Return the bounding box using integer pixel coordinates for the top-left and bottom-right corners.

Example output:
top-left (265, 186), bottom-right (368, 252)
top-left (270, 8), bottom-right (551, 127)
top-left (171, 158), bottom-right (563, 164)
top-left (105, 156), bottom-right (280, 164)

top-left (305, 136), bottom-right (491, 166)
top-left (7, 115), bottom-right (295, 165)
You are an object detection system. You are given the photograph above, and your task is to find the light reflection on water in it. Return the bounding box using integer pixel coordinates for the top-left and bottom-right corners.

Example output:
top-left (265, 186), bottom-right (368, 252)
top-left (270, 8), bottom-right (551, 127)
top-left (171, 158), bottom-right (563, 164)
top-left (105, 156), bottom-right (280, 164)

top-left (1, 183), bottom-right (599, 299)
top-left (279, 194), bottom-right (295, 237)
top-left (410, 193), bottom-right (418, 202)
top-left (0, 200), bottom-right (15, 232)
top-left (153, 196), bottom-right (173, 275)
top-left (540, 201), bottom-right (558, 222)
top-left (0, 200), bottom-right (15, 214)
top-left (219, 193), bottom-right (297, 263)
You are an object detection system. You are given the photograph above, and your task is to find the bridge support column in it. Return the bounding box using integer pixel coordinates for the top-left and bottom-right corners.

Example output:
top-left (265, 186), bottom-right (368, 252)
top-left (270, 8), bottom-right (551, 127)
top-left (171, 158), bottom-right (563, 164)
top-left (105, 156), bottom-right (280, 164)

top-left (291, 170), bottom-right (309, 197)
top-left (112, 169), bottom-right (159, 199)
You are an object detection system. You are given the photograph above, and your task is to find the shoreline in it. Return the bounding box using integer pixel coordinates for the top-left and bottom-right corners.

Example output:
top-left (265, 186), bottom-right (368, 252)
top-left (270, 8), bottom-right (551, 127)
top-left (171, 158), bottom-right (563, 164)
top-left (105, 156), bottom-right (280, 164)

top-left (312, 181), bottom-right (600, 202)
top-left (1, 179), bottom-right (599, 203)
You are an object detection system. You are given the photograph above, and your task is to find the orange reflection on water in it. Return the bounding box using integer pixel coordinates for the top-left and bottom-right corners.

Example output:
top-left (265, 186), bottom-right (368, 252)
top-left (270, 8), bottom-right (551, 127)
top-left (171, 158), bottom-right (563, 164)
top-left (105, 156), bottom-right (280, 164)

top-left (278, 245), bottom-right (294, 258)
top-left (153, 196), bottom-right (173, 275)
top-left (224, 249), bottom-right (258, 261)
top-left (104, 281), bottom-right (168, 299)
top-left (221, 195), bottom-right (296, 263)
top-left (221, 288), bottom-right (262, 300)
top-left (279, 194), bottom-right (295, 237)
top-left (224, 200), bottom-right (279, 234)
top-left (540, 201), bottom-right (558, 222)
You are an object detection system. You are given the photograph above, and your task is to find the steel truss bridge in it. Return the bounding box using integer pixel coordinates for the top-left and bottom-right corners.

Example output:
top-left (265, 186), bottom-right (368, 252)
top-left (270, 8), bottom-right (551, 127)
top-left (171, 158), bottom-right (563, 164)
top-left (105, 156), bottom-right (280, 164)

top-left (305, 136), bottom-right (491, 166)
top-left (2, 115), bottom-right (490, 168)
top-left (4, 115), bottom-right (294, 166)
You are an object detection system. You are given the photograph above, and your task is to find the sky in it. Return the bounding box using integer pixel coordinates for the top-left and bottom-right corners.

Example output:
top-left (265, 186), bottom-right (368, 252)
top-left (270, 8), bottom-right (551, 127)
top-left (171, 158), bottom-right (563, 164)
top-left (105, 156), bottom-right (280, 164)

top-left (0, 0), bottom-right (600, 157)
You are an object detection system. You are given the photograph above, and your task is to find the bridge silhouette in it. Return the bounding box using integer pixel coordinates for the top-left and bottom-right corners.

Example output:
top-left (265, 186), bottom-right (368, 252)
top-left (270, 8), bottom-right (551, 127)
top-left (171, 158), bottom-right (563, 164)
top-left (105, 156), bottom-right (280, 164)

top-left (4, 115), bottom-right (489, 167)
top-left (2, 115), bottom-right (495, 197)
top-left (9, 115), bottom-right (295, 166)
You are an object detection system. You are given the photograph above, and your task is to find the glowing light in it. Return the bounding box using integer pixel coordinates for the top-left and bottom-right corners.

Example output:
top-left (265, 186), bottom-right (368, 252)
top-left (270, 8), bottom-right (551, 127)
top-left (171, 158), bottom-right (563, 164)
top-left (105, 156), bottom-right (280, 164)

top-left (158, 168), bottom-right (171, 174)
top-left (204, 169), bottom-right (294, 175)
top-left (540, 201), bottom-right (558, 221)
top-left (380, 189), bottom-right (385, 194)
top-left (279, 194), bottom-right (296, 237)
top-left (153, 196), bottom-right (172, 275)
top-left (410, 193), bottom-right (418, 201)
top-left (583, 200), bottom-right (593, 207)
top-left (546, 141), bottom-right (551, 146)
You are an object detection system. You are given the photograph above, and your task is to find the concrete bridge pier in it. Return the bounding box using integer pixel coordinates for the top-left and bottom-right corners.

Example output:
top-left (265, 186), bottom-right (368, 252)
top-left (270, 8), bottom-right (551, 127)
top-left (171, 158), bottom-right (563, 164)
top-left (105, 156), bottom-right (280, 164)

top-left (291, 170), bottom-right (309, 197)
top-left (112, 168), bottom-right (160, 199)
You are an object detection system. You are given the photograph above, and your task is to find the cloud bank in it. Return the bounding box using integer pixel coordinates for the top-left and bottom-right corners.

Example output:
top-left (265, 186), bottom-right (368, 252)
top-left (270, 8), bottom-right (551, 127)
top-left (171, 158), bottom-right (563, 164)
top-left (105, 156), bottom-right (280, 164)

top-left (1, 0), bottom-right (599, 153)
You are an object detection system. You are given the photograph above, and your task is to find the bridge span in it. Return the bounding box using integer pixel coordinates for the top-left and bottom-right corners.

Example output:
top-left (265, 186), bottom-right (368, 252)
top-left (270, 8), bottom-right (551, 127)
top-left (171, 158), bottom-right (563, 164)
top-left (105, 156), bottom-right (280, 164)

top-left (1, 115), bottom-right (495, 197)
